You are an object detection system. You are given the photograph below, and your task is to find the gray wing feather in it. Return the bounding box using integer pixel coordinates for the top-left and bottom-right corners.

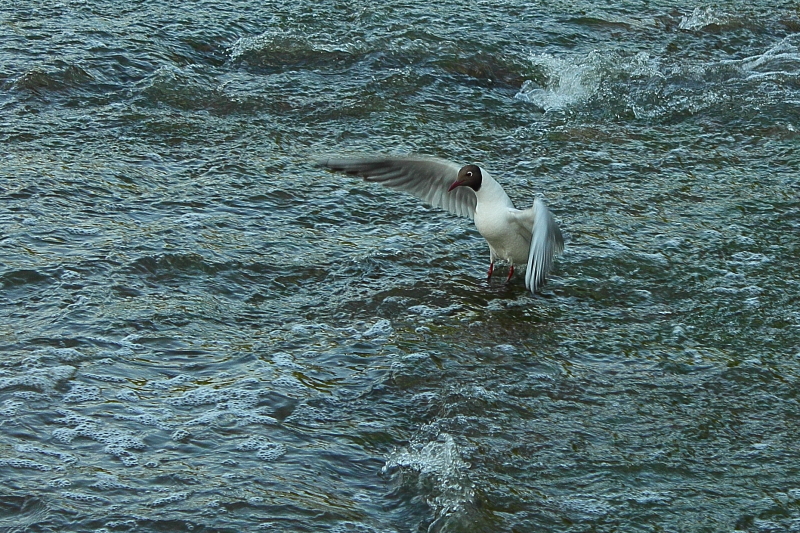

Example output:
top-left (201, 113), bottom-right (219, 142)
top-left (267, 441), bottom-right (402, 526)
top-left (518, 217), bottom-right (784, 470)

top-left (316, 155), bottom-right (477, 219)
top-left (524, 198), bottom-right (564, 294)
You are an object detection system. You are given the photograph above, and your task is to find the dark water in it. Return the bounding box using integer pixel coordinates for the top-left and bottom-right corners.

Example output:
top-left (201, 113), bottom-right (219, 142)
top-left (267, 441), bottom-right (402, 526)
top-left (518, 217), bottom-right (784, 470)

top-left (2, 2), bottom-right (800, 532)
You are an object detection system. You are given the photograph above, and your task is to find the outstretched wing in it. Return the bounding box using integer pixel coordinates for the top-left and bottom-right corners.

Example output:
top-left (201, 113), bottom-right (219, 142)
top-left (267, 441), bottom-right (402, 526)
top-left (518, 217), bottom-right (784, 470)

top-left (316, 155), bottom-right (477, 219)
top-left (524, 198), bottom-right (564, 294)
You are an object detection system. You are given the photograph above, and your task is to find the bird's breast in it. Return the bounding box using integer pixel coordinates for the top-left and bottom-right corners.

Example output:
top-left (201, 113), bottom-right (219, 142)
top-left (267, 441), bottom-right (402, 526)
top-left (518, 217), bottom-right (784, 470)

top-left (474, 207), bottom-right (530, 265)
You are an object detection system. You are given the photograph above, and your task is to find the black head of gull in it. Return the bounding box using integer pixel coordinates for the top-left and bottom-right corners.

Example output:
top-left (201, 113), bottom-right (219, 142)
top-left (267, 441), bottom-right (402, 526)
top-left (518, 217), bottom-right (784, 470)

top-left (448, 164), bottom-right (483, 192)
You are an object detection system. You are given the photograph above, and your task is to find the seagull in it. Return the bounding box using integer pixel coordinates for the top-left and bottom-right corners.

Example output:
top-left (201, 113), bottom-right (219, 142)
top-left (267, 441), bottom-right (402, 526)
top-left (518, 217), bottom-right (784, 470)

top-left (317, 155), bottom-right (564, 294)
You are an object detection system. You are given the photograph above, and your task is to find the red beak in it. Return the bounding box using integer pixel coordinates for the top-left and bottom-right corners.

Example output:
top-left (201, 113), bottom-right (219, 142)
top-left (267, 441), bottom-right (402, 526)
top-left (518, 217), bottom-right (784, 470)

top-left (447, 180), bottom-right (463, 192)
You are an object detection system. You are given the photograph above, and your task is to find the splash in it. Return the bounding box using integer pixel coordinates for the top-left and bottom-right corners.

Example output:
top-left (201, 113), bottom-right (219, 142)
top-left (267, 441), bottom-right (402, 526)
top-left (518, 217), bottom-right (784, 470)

top-left (514, 52), bottom-right (603, 112)
top-left (383, 434), bottom-right (475, 529)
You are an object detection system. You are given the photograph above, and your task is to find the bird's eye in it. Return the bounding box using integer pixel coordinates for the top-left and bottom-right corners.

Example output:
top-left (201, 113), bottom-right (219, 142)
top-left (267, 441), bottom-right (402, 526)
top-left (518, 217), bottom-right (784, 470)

top-left (466, 171), bottom-right (472, 177)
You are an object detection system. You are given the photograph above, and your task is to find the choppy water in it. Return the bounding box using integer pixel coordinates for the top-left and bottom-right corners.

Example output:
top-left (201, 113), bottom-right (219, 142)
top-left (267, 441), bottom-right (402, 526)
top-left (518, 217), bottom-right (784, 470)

top-left (2, 2), bottom-right (799, 532)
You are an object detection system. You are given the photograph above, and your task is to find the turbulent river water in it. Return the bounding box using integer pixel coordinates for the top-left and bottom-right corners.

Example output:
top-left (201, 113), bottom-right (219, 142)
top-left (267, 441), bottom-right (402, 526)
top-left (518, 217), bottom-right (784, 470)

top-left (2, 2), bottom-right (800, 532)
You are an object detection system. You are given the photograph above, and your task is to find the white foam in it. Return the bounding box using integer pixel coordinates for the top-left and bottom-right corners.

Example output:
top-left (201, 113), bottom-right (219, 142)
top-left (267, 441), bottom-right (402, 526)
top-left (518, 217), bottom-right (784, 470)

top-left (52, 410), bottom-right (146, 466)
top-left (113, 410), bottom-right (173, 431)
top-left (48, 348), bottom-right (87, 362)
top-left (115, 389), bottom-right (140, 402)
top-left (63, 383), bottom-right (101, 403)
top-left (171, 428), bottom-right (192, 442)
top-left (237, 436), bottom-right (286, 461)
top-left (173, 212), bottom-right (211, 228)
top-left (729, 251), bottom-right (771, 266)
top-left (0, 399), bottom-right (22, 416)
top-left (152, 374), bottom-right (191, 389)
top-left (561, 495), bottom-right (613, 517)
top-left (229, 29), bottom-right (358, 63)
top-left (91, 473), bottom-right (135, 491)
top-left (272, 352), bottom-right (302, 368)
top-left (362, 319), bottom-right (393, 338)
top-left (62, 491), bottom-right (111, 504)
top-left (0, 365), bottom-right (76, 392)
top-left (290, 322), bottom-right (332, 336)
top-left (15, 443), bottom-right (77, 465)
top-left (150, 492), bottom-right (189, 507)
top-left (407, 304), bottom-right (460, 318)
top-left (169, 385), bottom-right (278, 426)
top-left (494, 344), bottom-right (517, 354)
top-left (0, 458), bottom-right (52, 471)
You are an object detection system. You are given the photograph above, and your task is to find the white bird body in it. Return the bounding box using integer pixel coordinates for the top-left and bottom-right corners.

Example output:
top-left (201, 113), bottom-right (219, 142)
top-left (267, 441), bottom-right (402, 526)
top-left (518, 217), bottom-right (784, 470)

top-left (317, 155), bottom-right (564, 294)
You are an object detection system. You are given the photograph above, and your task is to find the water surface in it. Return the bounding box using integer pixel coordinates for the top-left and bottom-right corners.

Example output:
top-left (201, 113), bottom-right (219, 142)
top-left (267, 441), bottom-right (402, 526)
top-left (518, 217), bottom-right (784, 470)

top-left (2, 2), bottom-right (799, 532)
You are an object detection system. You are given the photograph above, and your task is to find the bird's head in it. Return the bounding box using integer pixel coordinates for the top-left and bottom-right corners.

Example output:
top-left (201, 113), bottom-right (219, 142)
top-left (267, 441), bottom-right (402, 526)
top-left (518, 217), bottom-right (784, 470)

top-left (448, 164), bottom-right (482, 192)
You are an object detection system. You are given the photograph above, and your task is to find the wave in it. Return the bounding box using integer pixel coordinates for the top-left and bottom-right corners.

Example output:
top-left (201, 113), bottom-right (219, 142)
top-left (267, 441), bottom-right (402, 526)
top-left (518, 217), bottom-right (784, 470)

top-left (127, 252), bottom-right (221, 279)
top-left (1, 268), bottom-right (52, 289)
top-left (137, 64), bottom-right (265, 115)
top-left (9, 63), bottom-right (94, 96)
top-left (228, 29), bottom-right (362, 71)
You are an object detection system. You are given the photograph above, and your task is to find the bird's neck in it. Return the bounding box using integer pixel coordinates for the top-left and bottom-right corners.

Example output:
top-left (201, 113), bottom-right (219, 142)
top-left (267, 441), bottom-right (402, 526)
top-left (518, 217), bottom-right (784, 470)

top-left (476, 171), bottom-right (515, 209)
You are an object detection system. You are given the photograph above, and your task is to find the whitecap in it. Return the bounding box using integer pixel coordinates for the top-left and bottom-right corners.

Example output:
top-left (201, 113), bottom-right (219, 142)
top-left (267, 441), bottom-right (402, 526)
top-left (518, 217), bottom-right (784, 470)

top-left (678, 7), bottom-right (727, 31)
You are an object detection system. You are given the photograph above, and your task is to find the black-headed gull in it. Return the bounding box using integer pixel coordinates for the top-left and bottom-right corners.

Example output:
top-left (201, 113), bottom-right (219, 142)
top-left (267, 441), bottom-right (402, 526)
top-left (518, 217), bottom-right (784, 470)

top-left (317, 155), bottom-right (564, 294)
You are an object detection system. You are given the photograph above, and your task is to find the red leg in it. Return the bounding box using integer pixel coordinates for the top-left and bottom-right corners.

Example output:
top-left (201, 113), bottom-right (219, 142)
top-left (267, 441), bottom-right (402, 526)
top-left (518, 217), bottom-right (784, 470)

top-left (505, 265), bottom-right (515, 282)
top-left (487, 262), bottom-right (494, 280)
